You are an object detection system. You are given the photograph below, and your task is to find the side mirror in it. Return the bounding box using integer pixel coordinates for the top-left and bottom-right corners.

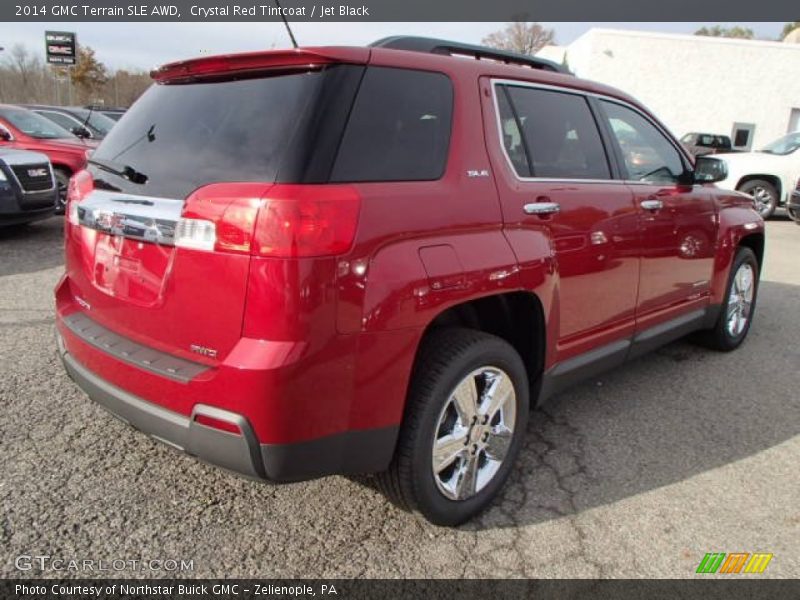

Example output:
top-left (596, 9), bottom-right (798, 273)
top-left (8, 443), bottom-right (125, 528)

top-left (71, 126), bottom-right (91, 139)
top-left (693, 156), bottom-right (727, 184)
top-left (0, 128), bottom-right (11, 142)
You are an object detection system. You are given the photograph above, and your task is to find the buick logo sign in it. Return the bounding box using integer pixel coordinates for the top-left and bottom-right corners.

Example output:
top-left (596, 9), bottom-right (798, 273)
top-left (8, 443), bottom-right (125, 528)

top-left (27, 168), bottom-right (48, 178)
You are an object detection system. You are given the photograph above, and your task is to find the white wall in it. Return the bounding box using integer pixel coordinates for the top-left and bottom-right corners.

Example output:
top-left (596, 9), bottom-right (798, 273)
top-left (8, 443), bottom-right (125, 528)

top-left (539, 29), bottom-right (800, 149)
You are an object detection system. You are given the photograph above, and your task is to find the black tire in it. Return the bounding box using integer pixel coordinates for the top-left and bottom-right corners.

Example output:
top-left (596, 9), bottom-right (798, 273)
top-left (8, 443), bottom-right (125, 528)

top-left (695, 247), bottom-right (759, 351)
top-left (738, 179), bottom-right (778, 219)
top-left (376, 328), bottom-right (529, 526)
top-left (53, 169), bottom-right (70, 215)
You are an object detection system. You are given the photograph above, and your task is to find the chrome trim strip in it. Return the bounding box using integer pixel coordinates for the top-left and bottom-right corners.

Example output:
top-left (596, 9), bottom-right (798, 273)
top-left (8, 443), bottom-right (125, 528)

top-left (77, 189), bottom-right (183, 246)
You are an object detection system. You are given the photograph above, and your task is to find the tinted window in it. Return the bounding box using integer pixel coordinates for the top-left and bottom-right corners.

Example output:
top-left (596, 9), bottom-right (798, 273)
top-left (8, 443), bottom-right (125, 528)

top-left (331, 67), bottom-right (453, 182)
top-left (496, 90), bottom-right (530, 176)
top-left (71, 108), bottom-right (116, 135)
top-left (39, 111), bottom-right (81, 132)
top-left (501, 86), bottom-right (610, 179)
top-left (601, 101), bottom-right (685, 184)
top-left (90, 70), bottom-right (330, 198)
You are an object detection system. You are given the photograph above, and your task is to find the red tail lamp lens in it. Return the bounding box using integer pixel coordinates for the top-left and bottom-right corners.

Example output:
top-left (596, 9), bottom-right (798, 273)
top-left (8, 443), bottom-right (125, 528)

top-left (180, 183), bottom-right (266, 254)
top-left (253, 184), bottom-right (360, 258)
top-left (178, 183), bottom-right (360, 257)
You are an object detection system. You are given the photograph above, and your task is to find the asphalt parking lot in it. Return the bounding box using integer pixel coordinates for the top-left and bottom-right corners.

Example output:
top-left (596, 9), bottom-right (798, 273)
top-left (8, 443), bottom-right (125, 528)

top-left (0, 216), bottom-right (798, 579)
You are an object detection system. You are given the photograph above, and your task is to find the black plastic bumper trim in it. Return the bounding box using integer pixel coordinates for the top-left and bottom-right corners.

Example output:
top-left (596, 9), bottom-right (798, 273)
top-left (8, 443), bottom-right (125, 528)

top-left (62, 312), bottom-right (208, 383)
top-left (58, 337), bottom-right (399, 482)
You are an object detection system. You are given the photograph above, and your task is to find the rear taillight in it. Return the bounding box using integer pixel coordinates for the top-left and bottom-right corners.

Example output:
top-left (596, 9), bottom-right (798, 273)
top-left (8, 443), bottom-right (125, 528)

top-left (66, 169), bottom-right (93, 225)
top-left (176, 183), bottom-right (360, 258)
top-left (253, 185), bottom-right (360, 258)
top-left (177, 183), bottom-right (263, 254)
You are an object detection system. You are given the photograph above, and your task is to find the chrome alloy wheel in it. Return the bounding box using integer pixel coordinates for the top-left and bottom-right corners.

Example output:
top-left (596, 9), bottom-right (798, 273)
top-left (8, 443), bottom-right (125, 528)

top-left (431, 366), bottom-right (516, 501)
top-left (727, 262), bottom-right (755, 337)
top-left (749, 186), bottom-right (774, 216)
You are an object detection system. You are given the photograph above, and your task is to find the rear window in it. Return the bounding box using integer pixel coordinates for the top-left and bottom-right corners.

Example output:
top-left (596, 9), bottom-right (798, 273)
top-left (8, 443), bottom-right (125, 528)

top-left (331, 67), bottom-right (453, 182)
top-left (89, 69), bottom-right (335, 198)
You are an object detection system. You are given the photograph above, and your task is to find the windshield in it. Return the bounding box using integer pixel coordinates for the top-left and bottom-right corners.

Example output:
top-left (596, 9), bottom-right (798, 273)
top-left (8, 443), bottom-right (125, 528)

top-left (0, 107), bottom-right (76, 139)
top-left (69, 108), bottom-right (117, 135)
top-left (761, 132), bottom-right (800, 155)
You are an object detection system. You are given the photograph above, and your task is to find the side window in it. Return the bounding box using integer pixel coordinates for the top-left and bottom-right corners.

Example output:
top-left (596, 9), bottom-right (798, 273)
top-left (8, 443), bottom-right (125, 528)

top-left (499, 85), bottom-right (611, 180)
top-left (496, 89), bottom-right (530, 177)
top-left (331, 67), bottom-right (453, 182)
top-left (600, 101), bottom-right (685, 184)
top-left (39, 111), bottom-right (80, 132)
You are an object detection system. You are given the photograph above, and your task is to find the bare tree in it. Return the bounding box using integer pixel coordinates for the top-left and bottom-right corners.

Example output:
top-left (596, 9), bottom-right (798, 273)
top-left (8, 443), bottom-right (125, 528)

top-left (2, 44), bottom-right (46, 102)
top-left (482, 22), bottom-right (556, 55)
top-left (0, 41), bottom-right (154, 107)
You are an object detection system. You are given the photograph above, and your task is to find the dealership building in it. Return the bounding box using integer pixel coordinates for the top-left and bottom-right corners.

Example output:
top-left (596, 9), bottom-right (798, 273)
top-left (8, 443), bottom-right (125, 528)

top-left (537, 29), bottom-right (800, 151)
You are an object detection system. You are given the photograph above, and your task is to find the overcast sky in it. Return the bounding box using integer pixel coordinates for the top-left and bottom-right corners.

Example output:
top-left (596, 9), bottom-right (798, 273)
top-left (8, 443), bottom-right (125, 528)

top-left (0, 22), bottom-right (787, 70)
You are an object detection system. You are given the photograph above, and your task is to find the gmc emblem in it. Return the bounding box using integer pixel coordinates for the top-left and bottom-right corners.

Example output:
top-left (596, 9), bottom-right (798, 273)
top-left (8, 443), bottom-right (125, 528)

top-left (27, 168), bottom-right (48, 178)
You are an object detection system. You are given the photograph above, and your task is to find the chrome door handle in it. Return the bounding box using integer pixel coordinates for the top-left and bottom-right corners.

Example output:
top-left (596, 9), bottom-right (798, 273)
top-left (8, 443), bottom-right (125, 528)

top-left (640, 199), bottom-right (664, 211)
top-left (524, 202), bottom-right (560, 215)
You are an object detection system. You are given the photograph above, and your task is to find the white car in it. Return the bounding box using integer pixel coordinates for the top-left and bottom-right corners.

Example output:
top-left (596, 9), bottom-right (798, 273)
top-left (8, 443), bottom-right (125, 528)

top-left (711, 132), bottom-right (800, 218)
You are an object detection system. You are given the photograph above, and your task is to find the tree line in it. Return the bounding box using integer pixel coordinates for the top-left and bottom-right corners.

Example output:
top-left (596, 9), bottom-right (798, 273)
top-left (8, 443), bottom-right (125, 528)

top-left (0, 43), bottom-right (151, 107)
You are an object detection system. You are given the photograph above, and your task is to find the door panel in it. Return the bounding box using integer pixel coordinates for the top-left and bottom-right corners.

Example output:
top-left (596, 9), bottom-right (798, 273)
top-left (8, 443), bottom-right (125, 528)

top-left (598, 100), bottom-right (717, 322)
top-left (485, 81), bottom-right (641, 359)
top-left (629, 183), bottom-right (717, 317)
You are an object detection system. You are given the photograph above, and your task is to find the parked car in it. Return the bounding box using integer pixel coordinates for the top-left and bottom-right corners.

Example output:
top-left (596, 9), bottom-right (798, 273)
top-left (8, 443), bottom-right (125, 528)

top-left (788, 176), bottom-right (800, 224)
top-left (85, 105), bottom-right (127, 121)
top-left (0, 149), bottom-right (57, 226)
top-left (680, 132), bottom-right (734, 157)
top-left (25, 105), bottom-right (117, 140)
top-left (0, 105), bottom-right (95, 213)
top-left (55, 37), bottom-right (765, 526)
top-left (710, 131), bottom-right (800, 218)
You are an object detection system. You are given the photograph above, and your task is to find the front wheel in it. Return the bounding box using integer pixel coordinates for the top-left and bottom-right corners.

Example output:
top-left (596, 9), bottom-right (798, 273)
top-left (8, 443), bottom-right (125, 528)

top-left (738, 179), bottom-right (778, 219)
top-left (696, 247), bottom-right (759, 351)
top-left (376, 328), bottom-right (529, 526)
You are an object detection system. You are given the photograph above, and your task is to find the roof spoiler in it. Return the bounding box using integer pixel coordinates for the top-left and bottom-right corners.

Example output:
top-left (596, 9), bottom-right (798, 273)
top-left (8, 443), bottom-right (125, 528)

top-left (370, 36), bottom-right (569, 74)
top-left (151, 47), bottom-right (370, 82)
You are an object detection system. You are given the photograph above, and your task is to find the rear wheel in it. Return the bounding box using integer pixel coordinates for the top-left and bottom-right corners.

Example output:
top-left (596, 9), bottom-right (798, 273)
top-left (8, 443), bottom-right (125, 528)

top-left (696, 247), bottom-right (759, 351)
top-left (738, 179), bottom-right (778, 219)
top-left (53, 169), bottom-right (70, 215)
top-left (376, 328), bottom-right (529, 526)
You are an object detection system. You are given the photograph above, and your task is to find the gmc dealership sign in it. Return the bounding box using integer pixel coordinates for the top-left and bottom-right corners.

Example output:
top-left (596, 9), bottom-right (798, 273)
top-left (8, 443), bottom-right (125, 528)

top-left (45, 30), bottom-right (76, 65)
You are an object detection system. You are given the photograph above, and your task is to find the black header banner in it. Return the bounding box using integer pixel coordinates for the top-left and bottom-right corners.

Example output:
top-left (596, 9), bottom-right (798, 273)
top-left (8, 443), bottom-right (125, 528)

top-left (3, 0), bottom-right (797, 22)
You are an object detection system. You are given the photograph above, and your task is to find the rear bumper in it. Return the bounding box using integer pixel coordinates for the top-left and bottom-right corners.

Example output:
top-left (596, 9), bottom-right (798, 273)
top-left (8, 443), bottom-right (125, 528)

top-left (56, 322), bottom-right (399, 483)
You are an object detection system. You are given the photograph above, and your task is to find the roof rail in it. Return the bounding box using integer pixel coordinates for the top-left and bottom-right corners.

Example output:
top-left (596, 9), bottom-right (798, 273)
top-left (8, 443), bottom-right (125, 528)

top-left (370, 36), bottom-right (569, 74)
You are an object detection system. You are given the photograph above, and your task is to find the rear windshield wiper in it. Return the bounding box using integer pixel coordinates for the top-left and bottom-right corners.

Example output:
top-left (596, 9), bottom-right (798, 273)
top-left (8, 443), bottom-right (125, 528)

top-left (88, 158), bottom-right (148, 185)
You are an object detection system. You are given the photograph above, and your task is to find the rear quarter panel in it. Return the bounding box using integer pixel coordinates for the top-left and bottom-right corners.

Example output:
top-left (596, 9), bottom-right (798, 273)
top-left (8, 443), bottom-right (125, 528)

top-left (335, 54), bottom-right (525, 429)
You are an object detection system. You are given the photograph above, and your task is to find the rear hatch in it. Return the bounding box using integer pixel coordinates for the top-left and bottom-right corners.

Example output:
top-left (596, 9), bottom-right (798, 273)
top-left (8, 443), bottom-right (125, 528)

top-left (64, 51), bottom-right (366, 363)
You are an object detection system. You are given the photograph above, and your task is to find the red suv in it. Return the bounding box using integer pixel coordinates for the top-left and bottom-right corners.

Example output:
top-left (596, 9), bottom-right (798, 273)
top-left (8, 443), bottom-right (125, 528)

top-left (55, 37), bottom-right (765, 525)
top-left (0, 105), bottom-right (95, 213)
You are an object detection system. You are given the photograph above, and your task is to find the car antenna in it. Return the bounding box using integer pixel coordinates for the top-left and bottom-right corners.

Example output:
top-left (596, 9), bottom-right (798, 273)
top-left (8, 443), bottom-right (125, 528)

top-left (81, 104), bottom-right (94, 133)
top-left (273, 0), bottom-right (299, 48)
